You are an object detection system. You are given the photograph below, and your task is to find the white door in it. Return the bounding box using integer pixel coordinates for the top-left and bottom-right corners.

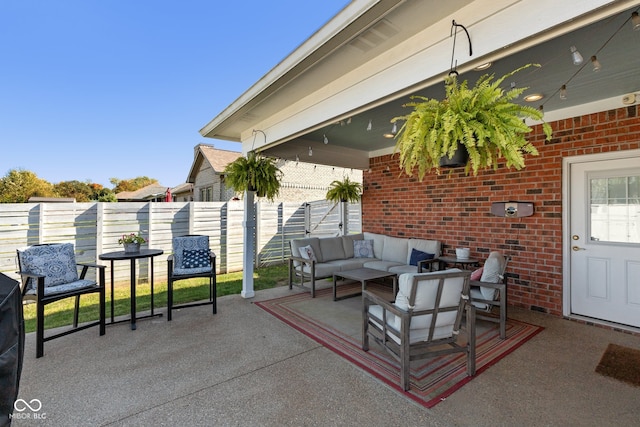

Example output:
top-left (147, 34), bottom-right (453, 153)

top-left (570, 157), bottom-right (640, 327)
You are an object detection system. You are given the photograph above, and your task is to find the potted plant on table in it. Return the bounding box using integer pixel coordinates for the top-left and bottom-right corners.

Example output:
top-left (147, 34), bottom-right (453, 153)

top-left (118, 233), bottom-right (146, 253)
top-left (392, 64), bottom-right (553, 178)
top-left (223, 151), bottom-right (283, 201)
top-left (325, 177), bottom-right (362, 203)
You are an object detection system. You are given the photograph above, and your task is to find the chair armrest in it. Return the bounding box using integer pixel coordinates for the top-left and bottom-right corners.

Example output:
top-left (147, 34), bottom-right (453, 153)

top-left (16, 270), bottom-right (45, 298)
top-left (77, 262), bottom-right (106, 270)
top-left (469, 280), bottom-right (505, 290)
top-left (289, 255), bottom-right (314, 267)
top-left (417, 258), bottom-right (440, 273)
top-left (363, 290), bottom-right (404, 318)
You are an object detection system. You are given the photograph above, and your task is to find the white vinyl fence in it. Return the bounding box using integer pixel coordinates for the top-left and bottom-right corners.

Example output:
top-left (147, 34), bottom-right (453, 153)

top-left (0, 200), bottom-right (361, 286)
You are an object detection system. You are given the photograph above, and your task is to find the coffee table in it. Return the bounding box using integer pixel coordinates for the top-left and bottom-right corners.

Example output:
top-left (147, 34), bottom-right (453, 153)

top-left (333, 268), bottom-right (398, 301)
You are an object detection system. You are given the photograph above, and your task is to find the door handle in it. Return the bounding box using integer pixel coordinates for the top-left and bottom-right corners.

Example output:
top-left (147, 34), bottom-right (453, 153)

top-left (572, 246), bottom-right (586, 251)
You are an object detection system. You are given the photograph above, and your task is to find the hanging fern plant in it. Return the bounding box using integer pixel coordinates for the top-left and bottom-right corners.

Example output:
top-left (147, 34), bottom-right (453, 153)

top-left (325, 177), bottom-right (362, 203)
top-left (223, 151), bottom-right (282, 201)
top-left (392, 64), bottom-right (553, 178)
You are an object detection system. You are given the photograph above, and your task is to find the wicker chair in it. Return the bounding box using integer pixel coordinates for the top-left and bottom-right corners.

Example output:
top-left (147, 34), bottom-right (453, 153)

top-left (362, 269), bottom-right (475, 391)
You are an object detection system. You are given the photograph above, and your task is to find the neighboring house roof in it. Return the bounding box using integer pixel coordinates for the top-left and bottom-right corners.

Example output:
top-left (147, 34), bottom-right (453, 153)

top-left (116, 183), bottom-right (168, 201)
top-left (171, 182), bottom-right (193, 194)
top-left (187, 144), bottom-right (241, 183)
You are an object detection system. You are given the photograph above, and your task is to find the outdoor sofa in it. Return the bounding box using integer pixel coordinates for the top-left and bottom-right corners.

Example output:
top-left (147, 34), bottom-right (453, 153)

top-left (288, 232), bottom-right (441, 297)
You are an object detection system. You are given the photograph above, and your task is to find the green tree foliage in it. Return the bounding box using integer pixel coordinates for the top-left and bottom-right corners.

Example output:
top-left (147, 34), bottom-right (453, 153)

top-left (54, 180), bottom-right (94, 202)
top-left (0, 169), bottom-right (55, 203)
top-left (110, 176), bottom-right (158, 193)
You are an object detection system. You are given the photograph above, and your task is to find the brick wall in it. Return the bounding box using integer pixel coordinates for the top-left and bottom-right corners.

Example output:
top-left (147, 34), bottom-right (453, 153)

top-left (363, 105), bottom-right (640, 316)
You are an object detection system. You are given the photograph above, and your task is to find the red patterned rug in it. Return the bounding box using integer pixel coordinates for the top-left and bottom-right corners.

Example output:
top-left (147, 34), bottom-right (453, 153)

top-left (256, 285), bottom-right (544, 408)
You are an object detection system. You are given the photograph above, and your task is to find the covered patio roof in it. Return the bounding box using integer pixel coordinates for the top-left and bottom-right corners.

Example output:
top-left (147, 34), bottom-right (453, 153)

top-left (200, 0), bottom-right (640, 169)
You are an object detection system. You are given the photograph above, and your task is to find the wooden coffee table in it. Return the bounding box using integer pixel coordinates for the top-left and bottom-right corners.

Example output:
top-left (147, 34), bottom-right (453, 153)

top-left (333, 267), bottom-right (398, 301)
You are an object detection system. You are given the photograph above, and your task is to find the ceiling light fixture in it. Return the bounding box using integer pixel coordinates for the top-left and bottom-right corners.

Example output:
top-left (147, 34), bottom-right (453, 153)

top-left (367, 119), bottom-right (372, 131)
top-left (308, 146), bottom-right (313, 157)
top-left (560, 84), bottom-right (567, 100)
top-left (383, 122), bottom-right (398, 138)
top-left (474, 62), bottom-right (492, 71)
top-left (591, 55), bottom-right (601, 71)
top-left (524, 93), bottom-right (544, 102)
top-left (323, 134), bottom-right (329, 144)
top-left (570, 46), bottom-right (584, 65)
top-left (632, 11), bottom-right (640, 31)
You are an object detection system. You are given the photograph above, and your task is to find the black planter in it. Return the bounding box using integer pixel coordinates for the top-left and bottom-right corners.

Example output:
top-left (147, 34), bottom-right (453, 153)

top-left (439, 144), bottom-right (469, 168)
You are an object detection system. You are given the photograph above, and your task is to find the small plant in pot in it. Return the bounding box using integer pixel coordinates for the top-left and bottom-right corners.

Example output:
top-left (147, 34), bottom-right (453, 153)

top-left (392, 64), bottom-right (553, 178)
top-left (325, 177), bottom-right (362, 203)
top-left (223, 151), bottom-right (283, 201)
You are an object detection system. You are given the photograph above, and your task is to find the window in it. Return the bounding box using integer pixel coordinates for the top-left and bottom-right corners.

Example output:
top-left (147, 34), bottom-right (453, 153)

top-left (590, 174), bottom-right (640, 243)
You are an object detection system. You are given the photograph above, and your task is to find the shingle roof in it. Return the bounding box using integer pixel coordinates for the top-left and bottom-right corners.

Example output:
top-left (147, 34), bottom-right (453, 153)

top-left (199, 145), bottom-right (241, 172)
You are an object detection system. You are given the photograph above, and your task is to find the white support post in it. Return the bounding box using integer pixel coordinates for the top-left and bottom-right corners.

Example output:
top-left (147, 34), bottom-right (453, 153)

top-left (241, 190), bottom-right (256, 298)
top-left (339, 201), bottom-right (348, 236)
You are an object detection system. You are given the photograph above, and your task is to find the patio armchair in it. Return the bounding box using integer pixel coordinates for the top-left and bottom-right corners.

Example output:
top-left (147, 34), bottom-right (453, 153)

top-left (363, 269), bottom-right (475, 391)
top-left (167, 235), bottom-right (216, 321)
top-left (16, 243), bottom-right (106, 358)
top-left (470, 252), bottom-right (510, 339)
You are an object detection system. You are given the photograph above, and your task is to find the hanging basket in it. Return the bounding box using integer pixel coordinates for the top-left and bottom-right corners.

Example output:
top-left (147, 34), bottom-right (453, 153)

top-left (439, 143), bottom-right (469, 168)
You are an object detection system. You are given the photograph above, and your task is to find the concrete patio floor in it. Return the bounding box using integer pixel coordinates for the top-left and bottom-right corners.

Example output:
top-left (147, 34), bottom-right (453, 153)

top-left (13, 283), bottom-right (640, 426)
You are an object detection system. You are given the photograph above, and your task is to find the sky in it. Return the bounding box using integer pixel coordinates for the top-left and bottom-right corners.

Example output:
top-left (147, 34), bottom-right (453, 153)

top-left (1, 1), bottom-right (349, 188)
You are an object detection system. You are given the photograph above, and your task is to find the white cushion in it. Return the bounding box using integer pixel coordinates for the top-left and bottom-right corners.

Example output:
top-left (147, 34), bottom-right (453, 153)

top-left (319, 237), bottom-right (345, 262)
top-left (299, 245), bottom-right (317, 262)
top-left (341, 233), bottom-right (364, 258)
top-left (381, 235), bottom-right (408, 264)
top-left (362, 260), bottom-right (403, 271)
top-left (479, 251), bottom-right (506, 300)
top-left (363, 232), bottom-right (385, 259)
top-left (291, 238), bottom-right (322, 263)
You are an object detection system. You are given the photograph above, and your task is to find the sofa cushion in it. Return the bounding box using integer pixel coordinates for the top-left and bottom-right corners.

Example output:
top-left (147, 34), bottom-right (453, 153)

top-left (290, 238), bottom-right (322, 263)
top-left (409, 248), bottom-right (435, 266)
top-left (363, 232), bottom-right (385, 259)
top-left (341, 233), bottom-right (364, 258)
top-left (354, 240), bottom-right (375, 258)
top-left (299, 245), bottom-right (318, 262)
top-left (407, 239), bottom-right (440, 264)
top-left (479, 251), bottom-right (506, 300)
top-left (382, 235), bottom-right (408, 264)
top-left (301, 262), bottom-right (337, 278)
top-left (363, 260), bottom-right (404, 272)
top-left (388, 264), bottom-right (419, 274)
top-left (326, 258), bottom-right (369, 271)
top-left (319, 237), bottom-right (346, 262)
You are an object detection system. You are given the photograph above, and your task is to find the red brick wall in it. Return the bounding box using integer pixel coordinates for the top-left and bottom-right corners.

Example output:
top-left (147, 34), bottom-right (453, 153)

top-left (362, 105), bottom-right (640, 316)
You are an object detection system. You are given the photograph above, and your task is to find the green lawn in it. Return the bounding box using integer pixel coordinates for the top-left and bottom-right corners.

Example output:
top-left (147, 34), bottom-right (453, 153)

top-left (22, 264), bottom-right (290, 333)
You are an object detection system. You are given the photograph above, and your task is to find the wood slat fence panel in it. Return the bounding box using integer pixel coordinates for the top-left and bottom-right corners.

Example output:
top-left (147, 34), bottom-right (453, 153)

top-left (0, 200), bottom-right (361, 285)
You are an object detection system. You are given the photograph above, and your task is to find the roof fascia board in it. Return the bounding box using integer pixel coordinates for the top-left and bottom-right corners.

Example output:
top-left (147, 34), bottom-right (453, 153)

top-left (240, 0), bottom-right (626, 153)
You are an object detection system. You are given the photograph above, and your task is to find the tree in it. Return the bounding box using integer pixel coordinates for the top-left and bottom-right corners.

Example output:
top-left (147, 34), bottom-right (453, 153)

top-left (54, 180), bottom-right (93, 202)
top-left (0, 169), bottom-right (55, 203)
top-left (110, 176), bottom-right (158, 194)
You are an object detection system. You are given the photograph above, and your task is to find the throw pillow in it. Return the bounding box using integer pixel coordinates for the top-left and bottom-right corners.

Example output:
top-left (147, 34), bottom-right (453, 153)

top-left (353, 239), bottom-right (374, 258)
top-left (409, 248), bottom-right (434, 266)
top-left (182, 249), bottom-right (210, 269)
top-left (299, 245), bottom-right (317, 262)
top-left (470, 267), bottom-right (484, 281)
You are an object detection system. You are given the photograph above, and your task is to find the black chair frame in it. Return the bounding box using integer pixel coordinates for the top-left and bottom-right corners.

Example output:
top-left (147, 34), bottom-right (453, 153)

top-left (167, 252), bottom-right (217, 321)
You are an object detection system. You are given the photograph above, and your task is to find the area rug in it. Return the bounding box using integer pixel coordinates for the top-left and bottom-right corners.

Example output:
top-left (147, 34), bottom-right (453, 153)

top-left (596, 343), bottom-right (640, 387)
top-left (256, 286), bottom-right (544, 408)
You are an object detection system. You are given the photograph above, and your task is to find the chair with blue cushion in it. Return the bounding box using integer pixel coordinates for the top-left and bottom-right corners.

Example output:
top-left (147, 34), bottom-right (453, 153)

top-left (167, 235), bottom-right (217, 320)
top-left (16, 243), bottom-right (106, 358)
